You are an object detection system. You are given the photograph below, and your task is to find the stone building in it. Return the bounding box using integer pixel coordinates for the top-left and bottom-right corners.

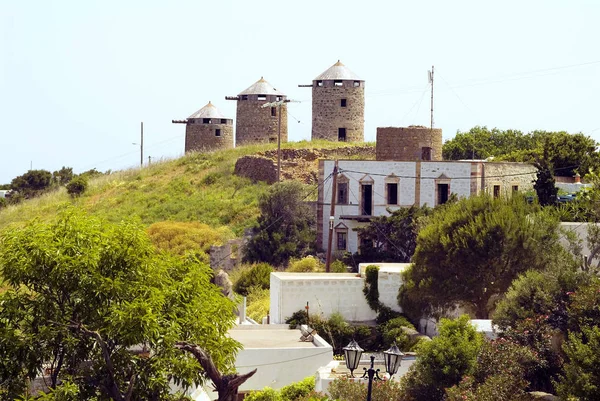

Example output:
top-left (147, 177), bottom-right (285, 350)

top-left (316, 159), bottom-right (536, 254)
top-left (299, 60), bottom-right (364, 142)
top-left (172, 101), bottom-right (233, 153)
top-left (376, 126), bottom-right (443, 161)
top-left (226, 77), bottom-right (288, 146)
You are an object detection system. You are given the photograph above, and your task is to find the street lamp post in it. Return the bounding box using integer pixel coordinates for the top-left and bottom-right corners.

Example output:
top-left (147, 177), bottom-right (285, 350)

top-left (343, 341), bottom-right (404, 401)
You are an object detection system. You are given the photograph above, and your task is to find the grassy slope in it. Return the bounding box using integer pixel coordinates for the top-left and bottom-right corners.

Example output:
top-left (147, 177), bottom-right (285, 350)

top-left (0, 140), bottom-right (374, 235)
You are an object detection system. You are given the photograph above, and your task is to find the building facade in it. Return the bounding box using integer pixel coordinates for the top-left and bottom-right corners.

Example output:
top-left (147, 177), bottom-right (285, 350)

top-left (316, 159), bottom-right (536, 254)
top-left (227, 77), bottom-right (288, 146)
top-left (300, 61), bottom-right (365, 142)
top-left (175, 101), bottom-right (234, 153)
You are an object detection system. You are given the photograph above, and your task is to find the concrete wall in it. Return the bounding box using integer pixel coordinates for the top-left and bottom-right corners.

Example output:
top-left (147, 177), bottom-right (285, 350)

top-left (185, 121), bottom-right (233, 153)
top-left (312, 80), bottom-right (364, 142)
top-left (270, 266), bottom-right (406, 324)
top-left (235, 333), bottom-right (333, 392)
top-left (376, 127), bottom-right (443, 161)
top-left (236, 100), bottom-right (288, 146)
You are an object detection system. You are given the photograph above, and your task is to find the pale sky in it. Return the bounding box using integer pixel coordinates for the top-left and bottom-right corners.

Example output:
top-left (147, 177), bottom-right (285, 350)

top-left (1, 0), bottom-right (599, 184)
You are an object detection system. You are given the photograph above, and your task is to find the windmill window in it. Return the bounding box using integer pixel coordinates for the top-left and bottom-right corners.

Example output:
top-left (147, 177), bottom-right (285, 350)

top-left (271, 107), bottom-right (277, 117)
top-left (221, 119), bottom-right (227, 124)
top-left (334, 80), bottom-right (343, 87)
top-left (241, 95), bottom-right (248, 100)
top-left (353, 81), bottom-right (360, 87)
top-left (276, 96), bottom-right (282, 101)
top-left (338, 128), bottom-right (346, 141)
top-left (257, 95), bottom-right (267, 101)
top-left (340, 99), bottom-right (347, 107)
top-left (317, 80), bottom-right (323, 87)
top-left (203, 118), bottom-right (211, 124)
top-left (215, 129), bottom-right (221, 137)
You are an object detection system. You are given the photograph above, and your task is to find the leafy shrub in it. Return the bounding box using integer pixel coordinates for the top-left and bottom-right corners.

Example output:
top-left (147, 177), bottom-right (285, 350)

top-left (287, 256), bottom-right (322, 272)
top-left (363, 265), bottom-right (380, 311)
top-left (201, 172), bottom-right (220, 185)
top-left (328, 376), bottom-right (403, 401)
top-left (147, 221), bottom-right (233, 256)
top-left (401, 315), bottom-right (484, 401)
top-left (244, 387), bottom-right (281, 401)
top-left (379, 316), bottom-right (416, 350)
top-left (280, 376), bottom-right (315, 400)
top-left (330, 260), bottom-right (347, 273)
top-left (375, 305), bottom-right (404, 325)
top-left (233, 263), bottom-right (273, 296)
top-left (558, 325), bottom-right (600, 401)
top-left (286, 310), bottom-right (309, 329)
top-left (66, 176), bottom-right (88, 197)
top-left (246, 286), bottom-right (270, 322)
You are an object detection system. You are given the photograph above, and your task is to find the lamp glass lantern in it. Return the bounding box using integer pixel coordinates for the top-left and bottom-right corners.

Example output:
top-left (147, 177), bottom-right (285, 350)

top-left (383, 343), bottom-right (404, 378)
top-left (343, 340), bottom-right (364, 377)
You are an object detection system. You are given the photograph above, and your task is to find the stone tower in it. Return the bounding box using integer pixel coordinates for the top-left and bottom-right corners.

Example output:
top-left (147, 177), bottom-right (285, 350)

top-left (173, 102), bottom-right (234, 153)
top-left (376, 126), bottom-right (443, 161)
top-left (226, 77), bottom-right (288, 146)
top-left (300, 60), bottom-right (364, 142)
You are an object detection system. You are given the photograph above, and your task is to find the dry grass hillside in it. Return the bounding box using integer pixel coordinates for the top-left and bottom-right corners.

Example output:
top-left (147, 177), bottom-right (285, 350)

top-left (0, 140), bottom-right (375, 236)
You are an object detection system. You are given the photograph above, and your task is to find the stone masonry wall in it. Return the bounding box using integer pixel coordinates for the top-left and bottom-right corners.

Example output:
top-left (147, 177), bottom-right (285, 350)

top-left (483, 162), bottom-right (536, 195)
top-left (234, 156), bottom-right (278, 184)
top-left (312, 82), bottom-right (364, 142)
top-left (376, 127), bottom-right (443, 161)
top-left (185, 123), bottom-right (233, 153)
top-left (236, 100), bottom-right (288, 146)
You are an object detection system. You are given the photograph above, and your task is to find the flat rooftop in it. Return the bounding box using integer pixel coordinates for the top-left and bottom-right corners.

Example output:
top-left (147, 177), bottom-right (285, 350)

top-left (229, 325), bottom-right (319, 349)
top-left (272, 272), bottom-right (359, 280)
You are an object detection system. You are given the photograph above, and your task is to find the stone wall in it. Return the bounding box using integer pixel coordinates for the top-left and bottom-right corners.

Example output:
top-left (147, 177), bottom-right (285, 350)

top-left (185, 122), bottom-right (233, 153)
top-left (236, 100), bottom-right (288, 146)
top-left (312, 82), bottom-right (364, 142)
top-left (482, 162), bottom-right (536, 195)
top-left (234, 156), bottom-right (278, 184)
top-left (376, 126), bottom-right (443, 161)
top-left (210, 237), bottom-right (247, 271)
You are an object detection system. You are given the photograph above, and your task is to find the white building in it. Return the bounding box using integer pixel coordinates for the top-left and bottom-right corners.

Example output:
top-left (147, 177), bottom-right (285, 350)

top-left (316, 159), bottom-right (536, 254)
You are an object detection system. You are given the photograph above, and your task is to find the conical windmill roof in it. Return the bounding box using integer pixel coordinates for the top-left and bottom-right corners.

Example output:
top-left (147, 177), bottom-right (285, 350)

top-left (314, 60), bottom-right (362, 81)
top-left (238, 77), bottom-right (285, 96)
top-left (188, 101), bottom-right (228, 119)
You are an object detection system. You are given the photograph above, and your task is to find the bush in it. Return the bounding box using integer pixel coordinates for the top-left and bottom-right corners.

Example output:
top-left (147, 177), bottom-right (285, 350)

top-left (380, 316), bottom-right (416, 350)
top-left (375, 305), bottom-right (404, 325)
top-left (330, 259), bottom-right (347, 273)
top-left (246, 286), bottom-right (270, 322)
top-left (147, 221), bottom-right (233, 256)
top-left (558, 325), bottom-right (600, 401)
top-left (328, 376), bottom-right (403, 401)
top-left (401, 315), bottom-right (484, 401)
top-left (233, 263), bottom-right (273, 296)
top-left (280, 376), bottom-right (315, 400)
top-left (244, 387), bottom-right (282, 401)
top-left (287, 256), bottom-right (322, 272)
top-left (66, 176), bottom-right (88, 197)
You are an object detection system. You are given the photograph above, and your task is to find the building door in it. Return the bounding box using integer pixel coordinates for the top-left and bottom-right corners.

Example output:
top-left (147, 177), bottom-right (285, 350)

top-left (338, 128), bottom-right (346, 141)
top-left (437, 183), bottom-right (449, 205)
top-left (361, 184), bottom-right (372, 215)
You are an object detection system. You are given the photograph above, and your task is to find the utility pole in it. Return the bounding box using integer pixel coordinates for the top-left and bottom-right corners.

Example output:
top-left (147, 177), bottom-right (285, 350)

top-left (148, 155), bottom-right (152, 165)
top-left (261, 99), bottom-right (298, 181)
top-left (325, 160), bottom-right (339, 273)
top-left (429, 66), bottom-right (434, 131)
top-left (140, 122), bottom-right (144, 167)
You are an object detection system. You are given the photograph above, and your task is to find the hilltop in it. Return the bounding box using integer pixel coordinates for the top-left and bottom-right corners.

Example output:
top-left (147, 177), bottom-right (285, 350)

top-left (0, 141), bottom-right (375, 235)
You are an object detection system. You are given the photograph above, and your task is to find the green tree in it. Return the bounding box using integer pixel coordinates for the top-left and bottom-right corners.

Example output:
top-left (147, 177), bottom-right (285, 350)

top-left (354, 205), bottom-right (431, 263)
top-left (10, 169), bottom-right (53, 198)
top-left (66, 175), bottom-right (88, 197)
top-left (401, 315), bottom-right (484, 401)
top-left (0, 209), bottom-right (240, 400)
top-left (53, 166), bottom-right (74, 185)
top-left (558, 326), bottom-right (600, 401)
top-left (399, 195), bottom-right (561, 319)
top-left (244, 181), bottom-right (315, 267)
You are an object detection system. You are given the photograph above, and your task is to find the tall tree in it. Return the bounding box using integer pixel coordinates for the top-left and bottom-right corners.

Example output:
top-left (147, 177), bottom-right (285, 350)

top-left (399, 195), bottom-right (562, 319)
top-left (354, 205), bottom-right (431, 263)
top-left (244, 181), bottom-right (315, 267)
top-left (0, 209), bottom-right (240, 400)
top-left (10, 169), bottom-right (53, 198)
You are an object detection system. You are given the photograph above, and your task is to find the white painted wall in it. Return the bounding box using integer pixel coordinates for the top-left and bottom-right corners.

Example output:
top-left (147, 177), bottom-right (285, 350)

top-left (270, 265), bottom-right (408, 324)
top-left (235, 333), bottom-right (333, 392)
